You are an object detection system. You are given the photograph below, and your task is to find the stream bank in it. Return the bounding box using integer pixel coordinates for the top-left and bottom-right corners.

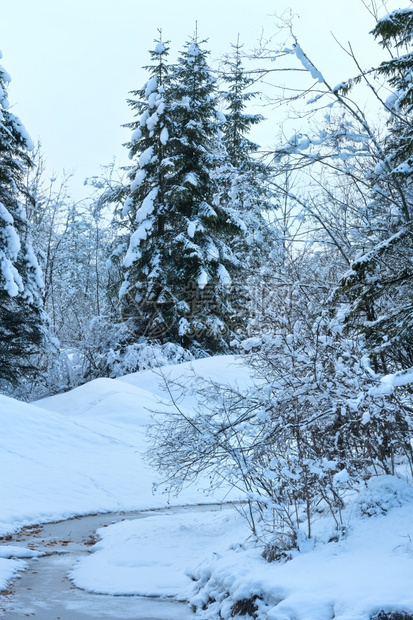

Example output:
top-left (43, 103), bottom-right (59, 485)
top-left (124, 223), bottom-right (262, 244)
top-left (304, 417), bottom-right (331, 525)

top-left (0, 505), bottom-right (218, 619)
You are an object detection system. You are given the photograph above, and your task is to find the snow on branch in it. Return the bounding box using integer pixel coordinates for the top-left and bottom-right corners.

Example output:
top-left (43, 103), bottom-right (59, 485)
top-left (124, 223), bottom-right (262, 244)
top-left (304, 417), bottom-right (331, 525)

top-left (293, 43), bottom-right (324, 84)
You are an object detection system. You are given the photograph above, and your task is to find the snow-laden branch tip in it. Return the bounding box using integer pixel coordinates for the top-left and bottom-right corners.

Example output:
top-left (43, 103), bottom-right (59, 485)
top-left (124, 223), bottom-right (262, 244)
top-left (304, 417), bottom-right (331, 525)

top-left (293, 43), bottom-right (324, 84)
top-left (370, 367), bottom-right (413, 395)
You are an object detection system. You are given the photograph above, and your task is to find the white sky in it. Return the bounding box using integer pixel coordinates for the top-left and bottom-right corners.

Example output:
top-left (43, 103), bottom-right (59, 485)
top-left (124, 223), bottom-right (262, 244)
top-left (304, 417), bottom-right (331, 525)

top-left (0, 0), bottom-right (403, 200)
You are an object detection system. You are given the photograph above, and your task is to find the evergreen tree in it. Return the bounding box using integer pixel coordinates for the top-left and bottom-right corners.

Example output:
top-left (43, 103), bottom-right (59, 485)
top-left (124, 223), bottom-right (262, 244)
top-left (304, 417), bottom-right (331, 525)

top-left (218, 40), bottom-right (280, 270)
top-left (0, 52), bottom-right (48, 391)
top-left (120, 37), bottom-right (248, 354)
top-left (334, 8), bottom-right (413, 374)
top-left (118, 37), bottom-right (179, 342)
top-left (209, 41), bottom-right (282, 338)
top-left (221, 40), bottom-right (265, 168)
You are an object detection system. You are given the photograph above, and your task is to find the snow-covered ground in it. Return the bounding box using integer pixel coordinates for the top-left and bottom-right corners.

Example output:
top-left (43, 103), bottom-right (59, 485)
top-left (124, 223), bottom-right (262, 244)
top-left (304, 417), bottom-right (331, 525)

top-left (68, 474), bottom-right (413, 619)
top-left (2, 355), bottom-right (413, 619)
top-left (188, 475), bottom-right (413, 620)
top-left (1, 355), bottom-right (248, 536)
top-left (69, 507), bottom-right (246, 598)
top-left (0, 356), bottom-right (247, 594)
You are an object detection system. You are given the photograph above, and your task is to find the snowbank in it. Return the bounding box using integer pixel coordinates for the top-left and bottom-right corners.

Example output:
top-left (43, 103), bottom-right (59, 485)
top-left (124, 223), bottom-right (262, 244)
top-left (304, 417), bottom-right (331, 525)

top-left (1, 357), bottom-right (248, 536)
top-left (188, 476), bottom-right (413, 620)
top-left (68, 476), bottom-right (413, 619)
top-left (0, 558), bottom-right (27, 591)
top-left (69, 507), bottom-right (246, 598)
top-left (3, 356), bottom-right (413, 620)
top-left (0, 356), bottom-right (246, 592)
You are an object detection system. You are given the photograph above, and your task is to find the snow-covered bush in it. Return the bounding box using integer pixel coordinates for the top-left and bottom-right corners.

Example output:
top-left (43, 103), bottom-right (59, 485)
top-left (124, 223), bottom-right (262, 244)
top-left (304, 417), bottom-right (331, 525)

top-left (81, 316), bottom-right (194, 381)
top-left (148, 264), bottom-right (413, 556)
top-left (187, 475), bottom-right (413, 620)
top-left (22, 317), bottom-right (195, 399)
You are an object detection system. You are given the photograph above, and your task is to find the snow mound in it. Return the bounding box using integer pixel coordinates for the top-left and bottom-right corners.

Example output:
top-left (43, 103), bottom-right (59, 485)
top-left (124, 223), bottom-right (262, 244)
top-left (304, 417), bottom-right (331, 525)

top-left (37, 376), bottom-right (164, 426)
top-left (0, 546), bottom-right (41, 559)
top-left (0, 355), bottom-right (247, 591)
top-left (69, 507), bottom-right (245, 598)
top-left (118, 354), bottom-right (251, 406)
top-left (187, 477), bottom-right (413, 620)
top-left (356, 475), bottom-right (413, 518)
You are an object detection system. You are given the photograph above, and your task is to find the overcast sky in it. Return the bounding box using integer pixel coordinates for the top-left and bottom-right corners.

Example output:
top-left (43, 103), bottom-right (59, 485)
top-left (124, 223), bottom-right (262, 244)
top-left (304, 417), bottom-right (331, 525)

top-left (0, 0), bottom-right (403, 200)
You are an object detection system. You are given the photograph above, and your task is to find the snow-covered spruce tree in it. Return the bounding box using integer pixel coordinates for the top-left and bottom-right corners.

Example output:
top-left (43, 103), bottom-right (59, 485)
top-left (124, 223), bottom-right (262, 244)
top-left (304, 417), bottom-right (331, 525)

top-left (215, 41), bottom-right (283, 335)
top-left (118, 37), bottom-right (176, 341)
top-left (219, 39), bottom-right (276, 260)
top-left (120, 37), bottom-right (246, 355)
top-left (332, 8), bottom-right (413, 375)
top-left (221, 41), bottom-right (264, 167)
top-left (0, 52), bottom-right (48, 392)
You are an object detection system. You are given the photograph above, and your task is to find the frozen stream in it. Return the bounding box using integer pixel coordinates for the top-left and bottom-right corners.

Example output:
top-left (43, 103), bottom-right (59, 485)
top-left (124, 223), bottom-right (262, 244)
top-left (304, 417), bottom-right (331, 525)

top-left (0, 505), bottom-right (225, 619)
